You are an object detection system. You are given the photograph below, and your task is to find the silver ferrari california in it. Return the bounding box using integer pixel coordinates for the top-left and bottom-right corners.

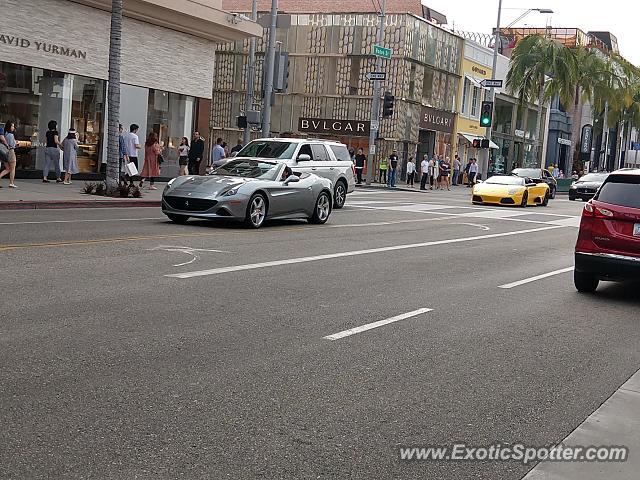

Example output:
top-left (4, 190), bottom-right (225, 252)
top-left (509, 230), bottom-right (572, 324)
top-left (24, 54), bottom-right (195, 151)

top-left (162, 159), bottom-right (333, 228)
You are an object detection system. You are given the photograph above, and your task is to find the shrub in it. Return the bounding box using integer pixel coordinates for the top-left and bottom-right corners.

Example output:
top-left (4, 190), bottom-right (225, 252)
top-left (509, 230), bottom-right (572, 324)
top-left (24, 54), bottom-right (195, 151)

top-left (94, 182), bottom-right (106, 196)
top-left (82, 182), bottom-right (96, 194)
top-left (118, 183), bottom-right (131, 198)
top-left (131, 186), bottom-right (143, 198)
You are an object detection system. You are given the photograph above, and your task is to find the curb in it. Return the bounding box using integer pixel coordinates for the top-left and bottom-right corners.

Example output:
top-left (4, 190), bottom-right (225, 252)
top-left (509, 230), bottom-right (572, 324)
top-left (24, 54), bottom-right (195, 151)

top-left (0, 199), bottom-right (161, 210)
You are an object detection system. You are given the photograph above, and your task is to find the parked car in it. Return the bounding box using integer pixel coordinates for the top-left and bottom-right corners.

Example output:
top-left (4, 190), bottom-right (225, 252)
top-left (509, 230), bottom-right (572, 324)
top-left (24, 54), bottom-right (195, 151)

top-left (233, 138), bottom-right (356, 209)
top-left (162, 159), bottom-right (333, 228)
top-left (568, 172), bottom-right (609, 201)
top-left (574, 169), bottom-right (640, 292)
top-left (472, 175), bottom-right (550, 207)
top-left (511, 168), bottom-right (558, 199)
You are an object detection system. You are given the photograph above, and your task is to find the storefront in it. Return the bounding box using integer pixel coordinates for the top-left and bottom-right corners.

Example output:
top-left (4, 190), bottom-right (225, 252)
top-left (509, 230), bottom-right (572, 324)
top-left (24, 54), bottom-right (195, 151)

top-left (418, 106), bottom-right (455, 160)
top-left (0, 0), bottom-right (260, 178)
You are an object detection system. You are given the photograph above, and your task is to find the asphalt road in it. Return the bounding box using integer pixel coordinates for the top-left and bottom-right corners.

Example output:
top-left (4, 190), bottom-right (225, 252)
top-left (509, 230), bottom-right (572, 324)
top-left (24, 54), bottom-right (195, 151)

top-left (1, 187), bottom-right (638, 479)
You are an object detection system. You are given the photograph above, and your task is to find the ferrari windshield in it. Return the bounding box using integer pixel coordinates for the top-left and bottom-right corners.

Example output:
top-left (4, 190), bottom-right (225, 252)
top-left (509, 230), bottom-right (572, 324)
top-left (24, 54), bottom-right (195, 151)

top-left (236, 140), bottom-right (297, 159)
top-left (212, 159), bottom-right (280, 180)
top-left (485, 176), bottom-right (525, 186)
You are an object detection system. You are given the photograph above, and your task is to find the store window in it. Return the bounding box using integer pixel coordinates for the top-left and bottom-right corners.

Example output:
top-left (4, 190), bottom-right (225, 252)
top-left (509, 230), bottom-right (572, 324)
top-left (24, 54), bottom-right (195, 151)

top-left (0, 61), bottom-right (105, 173)
top-left (526, 109), bottom-right (539, 141)
top-left (494, 100), bottom-right (513, 134)
top-left (146, 89), bottom-right (195, 178)
top-left (471, 87), bottom-right (479, 117)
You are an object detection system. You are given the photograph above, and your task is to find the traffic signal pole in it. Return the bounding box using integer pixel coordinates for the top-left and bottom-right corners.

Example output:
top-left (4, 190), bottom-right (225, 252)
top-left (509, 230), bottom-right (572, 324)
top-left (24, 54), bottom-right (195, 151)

top-left (482, 0), bottom-right (503, 180)
top-left (366, 0), bottom-right (386, 185)
top-left (244, 0), bottom-right (258, 145)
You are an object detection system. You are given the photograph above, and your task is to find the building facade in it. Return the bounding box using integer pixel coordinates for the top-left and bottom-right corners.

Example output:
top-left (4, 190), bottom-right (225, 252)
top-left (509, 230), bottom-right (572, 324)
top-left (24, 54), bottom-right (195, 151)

top-left (211, 5), bottom-right (463, 177)
top-left (0, 0), bottom-right (260, 178)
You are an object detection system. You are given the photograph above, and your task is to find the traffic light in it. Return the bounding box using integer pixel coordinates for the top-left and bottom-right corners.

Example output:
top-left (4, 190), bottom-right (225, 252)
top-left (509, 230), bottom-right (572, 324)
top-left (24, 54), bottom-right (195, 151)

top-left (237, 115), bottom-right (248, 129)
top-left (480, 101), bottom-right (493, 127)
top-left (382, 91), bottom-right (395, 118)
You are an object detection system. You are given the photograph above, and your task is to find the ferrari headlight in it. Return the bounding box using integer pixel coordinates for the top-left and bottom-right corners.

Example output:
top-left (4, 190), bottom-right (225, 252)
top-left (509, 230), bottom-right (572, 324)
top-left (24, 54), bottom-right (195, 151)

top-left (223, 187), bottom-right (240, 197)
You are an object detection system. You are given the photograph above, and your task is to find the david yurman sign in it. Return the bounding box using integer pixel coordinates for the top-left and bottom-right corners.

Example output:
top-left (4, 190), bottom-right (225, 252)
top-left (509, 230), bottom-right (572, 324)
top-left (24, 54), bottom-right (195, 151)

top-left (0, 34), bottom-right (87, 59)
top-left (420, 107), bottom-right (455, 134)
top-left (298, 118), bottom-right (370, 137)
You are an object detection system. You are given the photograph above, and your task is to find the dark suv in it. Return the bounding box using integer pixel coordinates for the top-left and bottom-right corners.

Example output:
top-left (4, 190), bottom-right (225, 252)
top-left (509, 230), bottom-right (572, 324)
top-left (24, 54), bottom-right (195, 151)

top-left (574, 169), bottom-right (640, 292)
top-left (511, 168), bottom-right (558, 199)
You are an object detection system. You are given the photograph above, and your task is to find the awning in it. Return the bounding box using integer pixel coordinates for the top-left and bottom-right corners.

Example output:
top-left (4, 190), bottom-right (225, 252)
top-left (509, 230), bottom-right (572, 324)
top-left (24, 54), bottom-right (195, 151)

top-left (464, 74), bottom-right (484, 88)
top-left (458, 133), bottom-right (499, 149)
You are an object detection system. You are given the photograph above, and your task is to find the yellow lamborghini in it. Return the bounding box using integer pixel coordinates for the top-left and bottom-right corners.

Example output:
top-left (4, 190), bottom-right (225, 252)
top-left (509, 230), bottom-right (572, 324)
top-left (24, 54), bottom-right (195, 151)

top-left (472, 175), bottom-right (550, 207)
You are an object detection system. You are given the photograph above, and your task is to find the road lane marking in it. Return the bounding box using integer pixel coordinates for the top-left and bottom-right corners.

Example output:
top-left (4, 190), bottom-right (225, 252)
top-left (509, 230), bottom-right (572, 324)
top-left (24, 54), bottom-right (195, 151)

top-left (324, 308), bottom-right (433, 340)
top-left (498, 267), bottom-right (575, 289)
top-left (0, 217), bottom-right (164, 226)
top-left (327, 216), bottom-right (458, 228)
top-left (167, 225), bottom-right (564, 278)
top-left (147, 245), bottom-right (229, 267)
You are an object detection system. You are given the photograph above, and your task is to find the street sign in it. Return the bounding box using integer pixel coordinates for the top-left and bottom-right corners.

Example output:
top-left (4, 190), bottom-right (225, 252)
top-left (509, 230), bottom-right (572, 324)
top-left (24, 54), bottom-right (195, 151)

top-left (369, 144), bottom-right (376, 155)
top-left (480, 79), bottom-right (503, 88)
top-left (373, 44), bottom-right (392, 59)
top-left (370, 120), bottom-right (379, 132)
top-left (366, 72), bottom-right (386, 81)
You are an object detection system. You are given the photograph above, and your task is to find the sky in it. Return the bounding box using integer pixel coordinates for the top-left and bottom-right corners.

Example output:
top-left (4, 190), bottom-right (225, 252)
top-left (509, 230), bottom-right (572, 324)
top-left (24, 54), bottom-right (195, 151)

top-left (425, 0), bottom-right (640, 66)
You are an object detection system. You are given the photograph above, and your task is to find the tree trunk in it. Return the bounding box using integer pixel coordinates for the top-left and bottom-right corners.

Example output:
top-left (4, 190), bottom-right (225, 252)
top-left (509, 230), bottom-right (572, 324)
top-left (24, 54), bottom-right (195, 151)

top-left (106, 0), bottom-right (123, 193)
top-left (533, 81), bottom-right (545, 168)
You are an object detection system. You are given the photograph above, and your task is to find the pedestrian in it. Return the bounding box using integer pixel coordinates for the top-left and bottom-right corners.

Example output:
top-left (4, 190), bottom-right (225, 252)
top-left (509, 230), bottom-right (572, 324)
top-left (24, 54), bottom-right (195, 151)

top-left (552, 164), bottom-right (560, 179)
top-left (388, 149), bottom-right (399, 187)
top-left (354, 148), bottom-right (366, 185)
top-left (230, 138), bottom-right (243, 155)
top-left (43, 120), bottom-right (62, 183)
top-left (378, 156), bottom-right (388, 184)
top-left (61, 128), bottom-right (79, 185)
top-left (559, 170), bottom-right (565, 179)
top-left (428, 156), bottom-right (439, 190)
top-left (464, 159), bottom-right (471, 187)
top-left (406, 156), bottom-right (416, 187)
top-left (118, 124), bottom-right (128, 183)
top-left (420, 155), bottom-right (429, 190)
top-left (0, 120), bottom-right (18, 188)
top-left (468, 158), bottom-right (479, 186)
top-left (178, 137), bottom-right (190, 176)
top-left (571, 170), bottom-right (579, 180)
top-left (452, 154), bottom-right (461, 186)
top-left (211, 137), bottom-right (226, 169)
top-left (140, 131), bottom-right (161, 190)
top-left (124, 124), bottom-right (141, 186)
top-left (440, 157), bottom-right (451, 191)
top-left (349, 147), bottom-right (356, 164)
top-left (188, 131), bottom-right (204, 175)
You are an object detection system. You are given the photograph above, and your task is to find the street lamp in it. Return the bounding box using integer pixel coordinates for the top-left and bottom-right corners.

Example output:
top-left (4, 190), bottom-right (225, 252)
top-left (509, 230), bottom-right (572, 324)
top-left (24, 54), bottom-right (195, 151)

top-left (482, 4), bottom-right (554, 179)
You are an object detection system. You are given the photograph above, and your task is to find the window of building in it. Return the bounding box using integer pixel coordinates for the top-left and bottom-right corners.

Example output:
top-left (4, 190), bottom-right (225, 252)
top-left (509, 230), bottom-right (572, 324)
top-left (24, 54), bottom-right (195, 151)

top-left (461, 78), bottom-right (470, 115)
top-left (471, 87), bottom-right (479, 117)
top-left (494, 100), bottom-right (513, 134)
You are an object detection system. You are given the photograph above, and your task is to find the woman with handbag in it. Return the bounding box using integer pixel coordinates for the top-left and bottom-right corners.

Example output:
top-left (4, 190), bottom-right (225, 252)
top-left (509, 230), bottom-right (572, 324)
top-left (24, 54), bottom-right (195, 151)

top-left (140, 132), bottom-right (161, 190)
top-left (0, 121), bottom-right (18, 188)
top-left (43, 120), bottom-right (63, 183)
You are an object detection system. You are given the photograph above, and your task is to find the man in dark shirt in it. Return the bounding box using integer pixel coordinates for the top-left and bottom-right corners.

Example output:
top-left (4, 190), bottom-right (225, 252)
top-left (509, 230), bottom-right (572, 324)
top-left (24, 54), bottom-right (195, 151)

top-left (388, 149), bottom-right (399, 188)
top-left (354, 148), bottom-right (366, 184)
top-left (230, 138), bottom-right (243, 155)
top-left (188, 131), bottom-right (205, 175)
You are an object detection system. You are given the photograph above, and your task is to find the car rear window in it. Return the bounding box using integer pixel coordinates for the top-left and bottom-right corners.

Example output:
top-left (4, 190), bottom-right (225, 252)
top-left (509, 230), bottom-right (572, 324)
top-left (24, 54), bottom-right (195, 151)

top-left (595, 175), bottom-right (640, 208)
top-left (329, 145), bottom-right (351, 162)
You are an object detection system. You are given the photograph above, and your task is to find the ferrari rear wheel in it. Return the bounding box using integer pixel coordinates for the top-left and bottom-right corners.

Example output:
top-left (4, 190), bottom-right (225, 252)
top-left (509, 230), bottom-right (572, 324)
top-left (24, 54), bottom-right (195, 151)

top-left (245, 193), bottom-right (267, 228)
top-left (309, 191), bottom-right (331, 224)
top-left (520, 192), bottom-right (528, 208)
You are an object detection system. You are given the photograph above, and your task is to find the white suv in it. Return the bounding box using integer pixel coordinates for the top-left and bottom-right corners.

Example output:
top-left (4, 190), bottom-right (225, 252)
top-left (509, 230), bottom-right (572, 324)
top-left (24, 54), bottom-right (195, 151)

top-left (233, 138), bottom-right (356, 208)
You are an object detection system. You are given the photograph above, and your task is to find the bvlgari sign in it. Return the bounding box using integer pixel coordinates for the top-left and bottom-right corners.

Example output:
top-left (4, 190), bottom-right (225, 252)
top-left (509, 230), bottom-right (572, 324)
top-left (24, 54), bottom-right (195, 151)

top-left (420, 106), bottom-right (455, 134)
top-left (298, 118), bottom-right (370, 137)
top-left (1, 34), bottom-right (87, 60)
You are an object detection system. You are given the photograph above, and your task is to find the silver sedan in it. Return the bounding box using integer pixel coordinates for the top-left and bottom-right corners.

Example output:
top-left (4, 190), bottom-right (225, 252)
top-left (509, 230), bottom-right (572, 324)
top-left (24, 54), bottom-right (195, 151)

top-left (162, 159), bottom-right (333, 228)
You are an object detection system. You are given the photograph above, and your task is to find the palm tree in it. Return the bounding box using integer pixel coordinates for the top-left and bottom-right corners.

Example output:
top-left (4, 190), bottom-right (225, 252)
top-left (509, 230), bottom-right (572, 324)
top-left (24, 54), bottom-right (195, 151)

top-left (506, 34), bottom-right (578, 166)
top-left (105, 0), bottom-right (123, 193)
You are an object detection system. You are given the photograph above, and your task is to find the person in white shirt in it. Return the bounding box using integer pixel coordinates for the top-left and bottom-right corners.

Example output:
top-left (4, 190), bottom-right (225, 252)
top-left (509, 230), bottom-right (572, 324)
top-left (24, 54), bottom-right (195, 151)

top-left (420, 155), bottom-right (429, 190)
top-left (406, 157), bottom-right (416, 187)
top-left (468, 158), bottom-right (479, 186)
top-left (124, 123), bottom-right (141, 186)
top-left (211, 137), bottom-right (226, 168)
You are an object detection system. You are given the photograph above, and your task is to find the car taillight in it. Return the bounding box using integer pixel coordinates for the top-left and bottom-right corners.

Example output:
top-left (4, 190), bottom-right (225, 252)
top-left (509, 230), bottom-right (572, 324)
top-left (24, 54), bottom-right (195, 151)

top-left (582, 202), bottom-right (613, 218)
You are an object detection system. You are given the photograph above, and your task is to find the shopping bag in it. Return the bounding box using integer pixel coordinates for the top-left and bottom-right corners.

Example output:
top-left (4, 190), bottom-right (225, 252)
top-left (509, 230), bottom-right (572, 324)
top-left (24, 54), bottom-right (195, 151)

top-left (59, 150), bottom-right (64, 172)
top-left (125, 162), bottom-right (138, 176)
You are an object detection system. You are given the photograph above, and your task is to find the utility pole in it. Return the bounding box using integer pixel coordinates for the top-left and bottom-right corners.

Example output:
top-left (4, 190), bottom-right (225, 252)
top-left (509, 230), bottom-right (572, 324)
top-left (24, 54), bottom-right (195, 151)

top-left (261, 0), bottom-right (278, 137)
top-left (483, 0), bottom-right (503, 180)
top-left (365, 0), bottom-right (387, 185)
top-left (244, 0), bottom-right (258, 145)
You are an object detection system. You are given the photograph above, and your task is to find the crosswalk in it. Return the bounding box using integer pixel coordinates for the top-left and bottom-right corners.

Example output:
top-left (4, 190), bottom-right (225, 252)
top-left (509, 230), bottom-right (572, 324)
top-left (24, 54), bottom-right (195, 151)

top-left (346, 196), bottom-right (582, 228)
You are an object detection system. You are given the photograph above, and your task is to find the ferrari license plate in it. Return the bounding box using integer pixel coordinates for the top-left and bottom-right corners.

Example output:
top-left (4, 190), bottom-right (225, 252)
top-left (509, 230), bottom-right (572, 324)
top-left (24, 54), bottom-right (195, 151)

top-left (634, 223), bottom-right (640, 237)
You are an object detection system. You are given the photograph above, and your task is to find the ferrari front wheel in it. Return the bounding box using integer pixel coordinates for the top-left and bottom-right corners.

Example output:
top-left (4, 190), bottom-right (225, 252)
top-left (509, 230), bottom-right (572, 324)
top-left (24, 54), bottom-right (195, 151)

top-left (541, 192), bottom-right (549, 206)
top-left (520, 192), bottom-right (528, 208)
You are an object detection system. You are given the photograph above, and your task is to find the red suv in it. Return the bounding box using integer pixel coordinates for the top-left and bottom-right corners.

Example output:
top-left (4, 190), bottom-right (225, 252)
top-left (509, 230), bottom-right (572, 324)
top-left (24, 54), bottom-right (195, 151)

top-left (574, 169), bottom-right (640, 292)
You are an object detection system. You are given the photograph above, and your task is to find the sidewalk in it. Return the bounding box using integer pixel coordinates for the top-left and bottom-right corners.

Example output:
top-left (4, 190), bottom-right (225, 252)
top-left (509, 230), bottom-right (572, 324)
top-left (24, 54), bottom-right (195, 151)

top-left (0, 179), bottom-right (163, 210)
